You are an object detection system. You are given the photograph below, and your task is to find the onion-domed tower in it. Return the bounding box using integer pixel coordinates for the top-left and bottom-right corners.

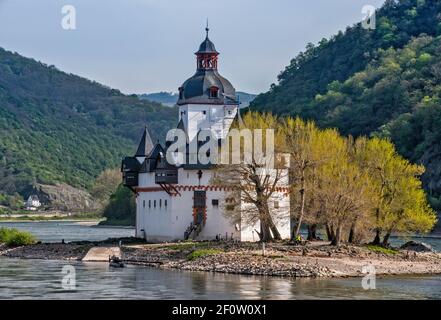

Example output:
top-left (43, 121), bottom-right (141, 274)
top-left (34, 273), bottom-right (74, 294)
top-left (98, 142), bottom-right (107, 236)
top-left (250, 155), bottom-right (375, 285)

top-left (177, 25), bottom-right (239, 142)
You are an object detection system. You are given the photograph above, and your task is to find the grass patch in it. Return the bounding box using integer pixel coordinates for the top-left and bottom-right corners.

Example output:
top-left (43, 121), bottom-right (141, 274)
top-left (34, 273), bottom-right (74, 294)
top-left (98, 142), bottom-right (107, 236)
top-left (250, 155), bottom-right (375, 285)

top-left (0, 227), bottom-right (37, 246)
top-left (187, 249), bottom-right (223, 261)
top-left (365, 244), bottom-right (399, 255)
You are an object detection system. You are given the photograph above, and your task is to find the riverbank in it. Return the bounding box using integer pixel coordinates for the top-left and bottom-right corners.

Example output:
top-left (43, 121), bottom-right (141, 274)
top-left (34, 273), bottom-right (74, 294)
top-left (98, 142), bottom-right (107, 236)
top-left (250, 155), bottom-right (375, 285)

top-left (0, 211), bottom-right (103, 222)
top-left (2, 240), bottom-right (441, 278)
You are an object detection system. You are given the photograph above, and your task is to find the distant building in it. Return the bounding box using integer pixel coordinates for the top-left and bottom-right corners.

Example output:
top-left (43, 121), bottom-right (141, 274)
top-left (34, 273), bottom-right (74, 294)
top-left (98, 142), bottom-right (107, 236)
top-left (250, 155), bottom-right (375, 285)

top-left (122, 27), bottom-right (291, 242)
top-left (25, 195), bottom-right (41, 211)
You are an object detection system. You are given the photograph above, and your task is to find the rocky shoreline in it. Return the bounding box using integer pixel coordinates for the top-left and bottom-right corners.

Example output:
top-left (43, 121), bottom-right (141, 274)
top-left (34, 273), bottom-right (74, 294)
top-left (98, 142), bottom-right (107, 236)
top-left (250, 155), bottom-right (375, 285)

top-left (2, 240), bottom-right (441, 278)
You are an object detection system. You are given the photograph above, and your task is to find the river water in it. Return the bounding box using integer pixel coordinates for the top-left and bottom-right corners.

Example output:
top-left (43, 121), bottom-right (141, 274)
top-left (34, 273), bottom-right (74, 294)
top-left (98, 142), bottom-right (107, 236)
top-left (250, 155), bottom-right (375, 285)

top-left (0, 221), bottom-right (440, 299)
top-left (0, 221), bottom-right (135, 242)
top-left (1, 257), bottom-right (440, 299)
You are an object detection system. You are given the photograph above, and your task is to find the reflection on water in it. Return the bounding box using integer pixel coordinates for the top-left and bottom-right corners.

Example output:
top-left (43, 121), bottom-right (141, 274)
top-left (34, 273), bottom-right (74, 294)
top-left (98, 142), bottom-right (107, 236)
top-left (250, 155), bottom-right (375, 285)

top-left (0, 221), bottom-right (441, 299)
top-left (0, 257), bottom-right (440, 299)
top-left (0, 221), bottom-right (135, 243)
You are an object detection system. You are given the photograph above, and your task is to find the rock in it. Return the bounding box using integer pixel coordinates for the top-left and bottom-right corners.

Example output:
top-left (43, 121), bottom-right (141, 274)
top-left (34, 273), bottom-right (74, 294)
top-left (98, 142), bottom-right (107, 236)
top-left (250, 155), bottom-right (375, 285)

top-left (400, 241), bottom-right (434, 253)
top-left (24, 183), bottom-right (98, 211)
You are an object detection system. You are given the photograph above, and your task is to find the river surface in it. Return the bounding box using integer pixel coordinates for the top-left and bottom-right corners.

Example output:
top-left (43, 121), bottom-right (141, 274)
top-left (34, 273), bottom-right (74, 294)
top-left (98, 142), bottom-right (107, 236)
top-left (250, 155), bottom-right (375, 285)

top-left (0, 221), bottom-right (441, 299)
top-left (0, 257), bottom-right (440, 299)
top-left (0, 221), bottom-right (135, 242)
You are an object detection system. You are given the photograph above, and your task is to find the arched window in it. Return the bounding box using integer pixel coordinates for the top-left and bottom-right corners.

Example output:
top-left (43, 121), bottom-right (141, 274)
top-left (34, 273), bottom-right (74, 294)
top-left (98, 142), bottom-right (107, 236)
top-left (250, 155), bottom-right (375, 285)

top-left (209, 86), bottom-right (219, 99)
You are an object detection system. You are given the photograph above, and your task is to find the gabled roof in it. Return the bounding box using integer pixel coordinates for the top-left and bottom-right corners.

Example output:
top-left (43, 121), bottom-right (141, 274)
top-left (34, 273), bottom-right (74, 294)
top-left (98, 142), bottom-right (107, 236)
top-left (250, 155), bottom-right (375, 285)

top-left (135, 125), bottom-right (154, 157)
top-left (139, 143), bottom-right (165, 173)
top-left (121, 157), bottom-right (141, 172)
top-left (147, 143), bottom-right (165, 159)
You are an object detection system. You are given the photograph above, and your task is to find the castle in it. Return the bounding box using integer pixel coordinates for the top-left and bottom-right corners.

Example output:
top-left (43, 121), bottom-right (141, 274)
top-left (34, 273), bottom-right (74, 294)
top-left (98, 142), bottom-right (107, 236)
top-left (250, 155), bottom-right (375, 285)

top-left (121, 28), bottom-right (291, 242)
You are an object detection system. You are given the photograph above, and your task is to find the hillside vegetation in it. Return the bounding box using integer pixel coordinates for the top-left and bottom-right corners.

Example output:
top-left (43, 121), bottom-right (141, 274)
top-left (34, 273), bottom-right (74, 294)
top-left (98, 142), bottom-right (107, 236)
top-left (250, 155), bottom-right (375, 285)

top-left (0, 47), bottom-right (177, 198)
top-left (251, 0), bottom-right (441, 208)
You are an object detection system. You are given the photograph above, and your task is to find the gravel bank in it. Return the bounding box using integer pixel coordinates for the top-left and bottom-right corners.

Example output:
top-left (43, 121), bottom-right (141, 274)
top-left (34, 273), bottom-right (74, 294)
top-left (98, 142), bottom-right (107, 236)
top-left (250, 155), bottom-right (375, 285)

top-left (2, 240), bottom-right (441, 278)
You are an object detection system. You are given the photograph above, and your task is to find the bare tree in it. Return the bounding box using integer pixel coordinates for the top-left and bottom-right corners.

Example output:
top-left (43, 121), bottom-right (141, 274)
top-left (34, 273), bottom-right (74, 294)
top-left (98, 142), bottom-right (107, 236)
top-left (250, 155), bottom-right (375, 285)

top-left (213, 112), bottom-right (290, 242)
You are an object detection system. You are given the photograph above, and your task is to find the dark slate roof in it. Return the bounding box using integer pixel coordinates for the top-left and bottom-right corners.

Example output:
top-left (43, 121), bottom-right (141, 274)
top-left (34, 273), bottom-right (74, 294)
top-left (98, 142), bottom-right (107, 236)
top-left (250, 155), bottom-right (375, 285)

top-left (196, 36), bottom-right (218, 54)
top-left (177, 70), bottom-right (238, 105)
top-left (147, 143), bottom-right (165, 160)
top-left (121, 157), bottom-right (141, 172)
top-left (138, 143), bottom-right (164, 173)
top-left (135, 126), bottom-right (154, 157)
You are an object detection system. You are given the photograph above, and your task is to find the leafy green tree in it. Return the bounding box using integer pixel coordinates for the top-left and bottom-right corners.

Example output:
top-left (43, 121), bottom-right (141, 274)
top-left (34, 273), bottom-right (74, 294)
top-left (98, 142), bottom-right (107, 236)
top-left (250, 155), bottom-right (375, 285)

top-left (91, 168), bottom-right (122, 209)
top-left (102, 185), bottom-right (136, 226)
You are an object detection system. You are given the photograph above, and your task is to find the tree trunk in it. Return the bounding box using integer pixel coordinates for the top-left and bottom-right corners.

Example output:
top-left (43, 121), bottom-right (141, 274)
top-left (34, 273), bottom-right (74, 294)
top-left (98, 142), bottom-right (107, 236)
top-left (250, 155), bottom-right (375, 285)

top-left (307, 224), bottom-right (317, 241)
top-left (294, 169), bottom-right (306, 238)
top-left (259, 222), bottom-right (272, 242)
top-left (258, 201), bottom-right (276, 242)
top-left (372, 208), bottom-right (381, 245)
top-left (326, 224), bottom-right (336, 242)
top-left (372, 229), bottom-right (381, 245)
top-left (348, 223), bottom-right (355, 244)
top-left (269, 219), bottom-right (282, 241)
top-left (382, 232), bottom-right (391, 247)
top-left (331, 225), bottom-right (342, 246)
top-left (331, 226), bottom-right (342, 246)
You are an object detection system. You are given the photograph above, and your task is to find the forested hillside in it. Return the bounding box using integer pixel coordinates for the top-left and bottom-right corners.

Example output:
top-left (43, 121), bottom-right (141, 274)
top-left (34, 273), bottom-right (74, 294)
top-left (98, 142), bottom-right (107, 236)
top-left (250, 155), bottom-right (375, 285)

top-left (251, 0), bottom-right (441, 208)
top-left (0, 47), bottom-right (177, 198)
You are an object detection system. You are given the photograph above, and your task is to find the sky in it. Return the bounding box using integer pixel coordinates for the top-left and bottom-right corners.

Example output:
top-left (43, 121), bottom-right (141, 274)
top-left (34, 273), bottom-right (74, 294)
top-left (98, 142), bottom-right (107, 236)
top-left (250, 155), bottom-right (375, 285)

top-left (0, 0), bottom-right (386, 94)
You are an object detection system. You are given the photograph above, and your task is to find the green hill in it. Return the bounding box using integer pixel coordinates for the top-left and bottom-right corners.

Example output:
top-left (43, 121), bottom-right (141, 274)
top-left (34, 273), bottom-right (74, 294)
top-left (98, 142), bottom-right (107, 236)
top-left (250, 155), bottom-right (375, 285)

top-left (251, 0), bottom-right (441, 209)
top-left (0, 47), bottom-right (177, 198)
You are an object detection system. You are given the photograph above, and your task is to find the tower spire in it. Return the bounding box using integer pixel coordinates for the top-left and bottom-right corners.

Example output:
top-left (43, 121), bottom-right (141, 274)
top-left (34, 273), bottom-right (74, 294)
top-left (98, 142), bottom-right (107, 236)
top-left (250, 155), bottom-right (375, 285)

top-left (205, 18), bottom-right (209, 38)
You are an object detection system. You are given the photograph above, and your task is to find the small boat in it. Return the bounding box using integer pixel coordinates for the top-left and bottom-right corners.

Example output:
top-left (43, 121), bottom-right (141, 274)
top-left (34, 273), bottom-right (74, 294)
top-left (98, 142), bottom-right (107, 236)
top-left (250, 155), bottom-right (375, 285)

top-left (109, 255), bottom-right (125, 268)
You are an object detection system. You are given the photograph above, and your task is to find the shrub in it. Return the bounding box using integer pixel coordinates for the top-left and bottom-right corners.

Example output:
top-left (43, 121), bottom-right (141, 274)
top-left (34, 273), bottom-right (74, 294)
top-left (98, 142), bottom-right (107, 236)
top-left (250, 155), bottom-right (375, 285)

top-left (0, 227), bottom-right (36, 246)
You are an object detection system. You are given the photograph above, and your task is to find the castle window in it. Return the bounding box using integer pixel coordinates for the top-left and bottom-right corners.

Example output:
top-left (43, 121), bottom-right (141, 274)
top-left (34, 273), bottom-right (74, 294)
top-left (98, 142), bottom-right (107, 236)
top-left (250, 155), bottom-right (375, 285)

top-left (274, 201), bottom-right (280, 209)
top-left (203, 110), bottom-right (206, 115)
top-left (148, 200), bottom-right (151, 208)
top-left (209, 87), bottom-right (219, 99)
top-left (159, 199), bottom-right (162, 208)
top-left (143, 200), bottom-right (145, 208)
top-left (154, 200), bottom-right (156, 208)
top-left (212, 199), bottom-right (219, 206)
top-left (165, 200), bottom-right (168, 207)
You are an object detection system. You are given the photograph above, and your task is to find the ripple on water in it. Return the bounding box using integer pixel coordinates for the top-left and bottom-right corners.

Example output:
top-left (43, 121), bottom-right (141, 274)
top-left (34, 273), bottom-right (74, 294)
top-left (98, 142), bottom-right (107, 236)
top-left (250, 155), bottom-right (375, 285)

top-left (0, 257), bottom-right (441, 299)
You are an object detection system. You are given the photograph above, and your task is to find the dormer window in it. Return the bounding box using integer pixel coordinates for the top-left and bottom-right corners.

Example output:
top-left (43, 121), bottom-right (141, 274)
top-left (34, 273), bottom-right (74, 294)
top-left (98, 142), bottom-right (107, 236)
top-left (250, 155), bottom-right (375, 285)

top-left (209, 86), bottom-right (219, 99)
top-left (178, 87), bottom-right (184, 99)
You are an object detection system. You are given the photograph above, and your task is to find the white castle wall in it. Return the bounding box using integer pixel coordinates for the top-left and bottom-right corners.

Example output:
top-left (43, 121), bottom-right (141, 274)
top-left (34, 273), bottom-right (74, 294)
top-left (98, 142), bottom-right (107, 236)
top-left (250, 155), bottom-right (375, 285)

top-left (179, 104), bottom-right (237, 141)
top-left (136, 169), bottom-right (238, 242)
top-left (135, 167), bottom-right (291, 242)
